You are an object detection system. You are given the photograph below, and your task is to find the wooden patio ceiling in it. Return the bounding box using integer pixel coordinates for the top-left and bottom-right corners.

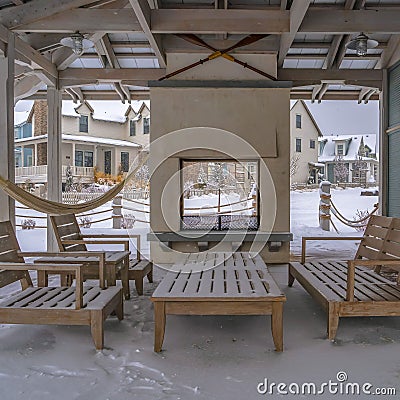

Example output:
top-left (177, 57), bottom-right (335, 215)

top-left (1, 0), bottom-right (399, 103)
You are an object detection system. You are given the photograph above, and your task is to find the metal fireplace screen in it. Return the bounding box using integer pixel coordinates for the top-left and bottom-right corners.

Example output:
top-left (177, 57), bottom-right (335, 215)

top-left (181, 160), bottom-right (259, 231)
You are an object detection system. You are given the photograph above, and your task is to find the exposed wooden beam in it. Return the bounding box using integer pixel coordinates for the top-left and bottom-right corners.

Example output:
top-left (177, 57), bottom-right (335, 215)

top-left (286, 53), bottom-right (380, 60)
top-left (129, 0), bottom-right (166, 68)
top-left (300, 9), bottom-right (399, 34)
top-left (291, 90), bottom-right (379, 101)
top-left (65, 87), bottom-right (79, 103)
top-left (151, 9), bottom-right (290, 34)
top-left (52, 32), bottom-right (105, 70)
top-left (1, 0), bottom-right (97, 29)
top-left (101, 34), bottom-right (121, 68)
top-left (12, 0), bottom-right (24, 5)
top-left (59, 68), bottom-right (164, 86)
top-left (278, 0), bottom-right (312, 67)
top-left (376, 34), bottom-right (400, 69)
top-left (13, 9), bottom-right (141, 33)
top-left (14, 75), bottom-right (44, 102)
top-left (316, 83), bottom-right (329, 102)
top-left (278, 68), bottom-right (382, 89)
top-left (0, 24), bottom-right (58, 77)
top-left (280, 0), bottom-right (288, 10)
top-left (27, 89), bottom-right (150, 100)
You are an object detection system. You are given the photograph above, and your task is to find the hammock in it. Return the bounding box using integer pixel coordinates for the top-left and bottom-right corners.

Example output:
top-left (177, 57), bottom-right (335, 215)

top-left (0, 154), bottom-right (149, 215)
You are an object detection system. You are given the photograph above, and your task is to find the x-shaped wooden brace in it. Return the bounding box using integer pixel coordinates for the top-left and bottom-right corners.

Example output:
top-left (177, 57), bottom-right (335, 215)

top-left (159, 34), bottom-right (277, 81)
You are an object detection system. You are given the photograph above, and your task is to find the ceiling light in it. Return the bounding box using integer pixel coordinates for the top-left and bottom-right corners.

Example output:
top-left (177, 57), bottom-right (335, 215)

top-left (346, 33), bottom-right (378, 57)
top-left (60, 33), bottom-right (94, 56)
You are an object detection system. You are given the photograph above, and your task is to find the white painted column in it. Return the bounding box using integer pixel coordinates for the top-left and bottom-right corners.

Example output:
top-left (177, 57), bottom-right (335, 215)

top-left (93, 145), bottom-right (97, 168)
top-left (72, 142), bottom-right (76, 167)
top-left (21, 145), bottom-right (25, 168)
top-left (0, 32), bottom-right (15, 225)
top-left (34, 143), bottom-right (38, 166)
top-left (46, 86), bottom-right (62, 251)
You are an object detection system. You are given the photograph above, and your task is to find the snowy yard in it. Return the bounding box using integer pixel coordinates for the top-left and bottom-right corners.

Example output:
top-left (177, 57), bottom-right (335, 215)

top-left (2, 187), bottom-right (400, 400)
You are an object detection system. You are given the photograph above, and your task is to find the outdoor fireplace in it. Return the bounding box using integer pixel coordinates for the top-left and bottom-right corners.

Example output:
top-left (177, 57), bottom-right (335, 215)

top-left (148, 70), bottom-right (292, 263)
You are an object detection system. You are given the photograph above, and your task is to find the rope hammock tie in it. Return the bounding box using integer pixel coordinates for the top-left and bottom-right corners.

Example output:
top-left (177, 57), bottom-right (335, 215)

top-left (0, 154), bottom-right (149, 215)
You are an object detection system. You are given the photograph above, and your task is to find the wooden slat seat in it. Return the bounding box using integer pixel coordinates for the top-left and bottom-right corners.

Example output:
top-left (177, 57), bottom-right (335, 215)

top-left (151, 252), bottom-right (286, 352)
top-left (128, 258), bottom-right (153, 295)
top-left (0, 221), bottom-right (123, 350)
top-left (289, 215), bottom-right (400, 340)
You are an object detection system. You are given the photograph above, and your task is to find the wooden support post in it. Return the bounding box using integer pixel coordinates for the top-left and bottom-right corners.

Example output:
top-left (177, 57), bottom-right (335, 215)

top-left (319, 181), bottom-right (331, 231)
top-left (0, 31), bottom-right (15, 225)
top-left (46, 86), bottom-right (62, 251)
top-left (112, 194), bottom-right (122, 229)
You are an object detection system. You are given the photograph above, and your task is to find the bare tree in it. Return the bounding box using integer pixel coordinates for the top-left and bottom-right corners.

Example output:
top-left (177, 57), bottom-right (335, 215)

top-left (333, 156), bottom-right (349, 183)
top-left (290, 153), bottom-right (301, 178)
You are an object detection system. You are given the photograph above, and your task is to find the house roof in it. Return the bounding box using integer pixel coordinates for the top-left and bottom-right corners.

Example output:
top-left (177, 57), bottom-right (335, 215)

top-left (318, 134), bottom-right (378, 162)
top-left (291, 100), bottom-right (323, 137)
top-left (15, 100), bottom-right (150, 126)
top-left (15, 133), bottom-right (141, 148)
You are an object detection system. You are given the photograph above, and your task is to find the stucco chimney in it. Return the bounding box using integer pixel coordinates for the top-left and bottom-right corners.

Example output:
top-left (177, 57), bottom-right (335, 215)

top-left (33, 100), bottom-right (48, 136)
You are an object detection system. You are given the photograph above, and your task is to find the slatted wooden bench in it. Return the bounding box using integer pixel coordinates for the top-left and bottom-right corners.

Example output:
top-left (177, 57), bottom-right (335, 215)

top-left (289, 215), bottom-right (400, 340)
top-left (151, 252), bottom-right (286, 352)
top-left (129, 259), bottom-right (153, 295)
top-left (0, 221), bottom-right (123, 350)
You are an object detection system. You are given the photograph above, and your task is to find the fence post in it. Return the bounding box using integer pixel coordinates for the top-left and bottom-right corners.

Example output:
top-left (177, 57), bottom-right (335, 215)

top-left (112, 195), bottom-right (122, 229)
top-left (319, 181), bottom-right (331, 231)
top-left (252, 194), bottom-right (257, 216)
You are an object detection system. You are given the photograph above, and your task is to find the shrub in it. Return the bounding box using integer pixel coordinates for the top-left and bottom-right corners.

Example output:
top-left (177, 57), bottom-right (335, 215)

top-left (121, 213), bottom-right (136, 229)
top-left (353, 209), bottom-right (369, 232)
top-left (78, 216), bottom-right (92, 228)
top-left (21, 219), bottom-right (36, 230)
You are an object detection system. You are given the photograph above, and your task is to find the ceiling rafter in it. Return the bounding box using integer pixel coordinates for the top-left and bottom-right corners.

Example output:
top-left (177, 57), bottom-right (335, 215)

top-left (0, 0), bottom-right (97, 29)
top-left (376, 34), bottom-right (400, 69)
top-left (128, 0), bottom-right (166, 68)
top-left (278, 0), bottom-right (311, 67)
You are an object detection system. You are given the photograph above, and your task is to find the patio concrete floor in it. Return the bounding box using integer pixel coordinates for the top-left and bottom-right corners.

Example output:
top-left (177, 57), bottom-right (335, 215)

top-left (1, 264), bottom-right (399, 400)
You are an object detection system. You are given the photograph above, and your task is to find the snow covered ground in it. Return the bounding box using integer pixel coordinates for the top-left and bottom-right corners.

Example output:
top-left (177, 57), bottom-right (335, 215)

top-left (2, 188), bottom-right (399, 400)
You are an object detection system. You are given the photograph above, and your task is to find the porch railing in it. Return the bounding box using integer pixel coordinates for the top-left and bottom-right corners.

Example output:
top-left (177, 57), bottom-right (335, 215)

top-left (15, 165), bottom-right (94, 182)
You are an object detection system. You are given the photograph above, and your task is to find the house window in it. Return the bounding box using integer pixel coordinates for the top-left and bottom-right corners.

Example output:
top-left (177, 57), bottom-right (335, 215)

top-left (296, 138), bottom-right (302, 152)
top-left (79, 115), bottom-right (89, 133)
top-left (310, 139), bottom-right (316, 149)
top-left (121, 152), bottom-right (129, 172)
top-left (23, 147), bottom-right (33, 167)
top-left (84, 151), bottom-right (93, 167)
top-left (75, 150), bottom-right (83, 167)
top-left (75, 150), bottom-right (93, 167)
top-left (130, 120), bottom-right (136, 136)
top-left (337, 143), bottom-right (344, 156)
top-left (296, 114), bottom-right (302, 129)
top-left (143, 117), bottom-right (150, 134)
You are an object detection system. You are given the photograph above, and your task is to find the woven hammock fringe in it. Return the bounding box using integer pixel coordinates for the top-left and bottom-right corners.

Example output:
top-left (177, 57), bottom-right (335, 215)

top-left (0, 154), bottom-right (149, 215)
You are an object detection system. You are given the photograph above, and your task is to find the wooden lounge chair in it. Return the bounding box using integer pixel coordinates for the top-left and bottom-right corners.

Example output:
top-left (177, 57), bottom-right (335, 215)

top-left (289, 215), bottom-right (400, 340)
top-left (50, 213), bottom-right (152, 296)
top-left (0, 221), bottom-right (123, 350)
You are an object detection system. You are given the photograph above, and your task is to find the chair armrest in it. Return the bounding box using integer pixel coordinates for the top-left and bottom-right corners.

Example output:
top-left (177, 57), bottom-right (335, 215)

top-left (301, 236), bottom-right (362, 264)
top-left (61, 239), bottom-right (130, 252)
top-left (346, 259), bottom-right (400, 302)
top-left (80, 234), bottom-right (141, 260)
top-left (0, 262), bottom-right (84, 309)
top-left (19, 251), bottom-right (107, 289)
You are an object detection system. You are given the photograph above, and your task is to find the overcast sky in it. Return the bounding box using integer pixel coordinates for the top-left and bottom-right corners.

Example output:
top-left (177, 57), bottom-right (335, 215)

top-left (17, 99), bottom-right (380, 137)
top-left (302, 100), bottom-right (379, 136)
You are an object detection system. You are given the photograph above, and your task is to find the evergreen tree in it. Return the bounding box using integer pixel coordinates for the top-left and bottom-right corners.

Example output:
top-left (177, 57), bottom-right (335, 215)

top-left (65, 164), bottom-right (74, 192)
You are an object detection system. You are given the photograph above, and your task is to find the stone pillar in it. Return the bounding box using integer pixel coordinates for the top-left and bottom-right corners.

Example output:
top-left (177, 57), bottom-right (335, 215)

top-left (0, 32), bottom-right (15, 224)
top-left (46, 86), bottom-right (62, 251)
top-left (319, 181), bottom-right (331, 231)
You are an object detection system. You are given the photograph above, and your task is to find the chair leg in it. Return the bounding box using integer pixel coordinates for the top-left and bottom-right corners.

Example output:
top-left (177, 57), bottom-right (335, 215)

top-left (147, 265), bottom-right (153, 283)
top-left (271, 302), bottom-right (284, 352)
top-left (90, 310), bottom-right (104, 350)
top-left (135, 278), bottom-right (144, 296)
top-left (288, 270), bottom-right (295, 287)
top-left (115, 293), bottom-right (124, 321)
top-left (154, 302), bottom-right (166, 352)
top-left (327, 303), bottom-right (340, 341)
top-left (121, 257), bottom-right (130, 300)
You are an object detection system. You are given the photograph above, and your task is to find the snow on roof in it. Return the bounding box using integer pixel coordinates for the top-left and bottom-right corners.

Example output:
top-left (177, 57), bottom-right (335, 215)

top-left (62, 101), bottom-right (80, 117)
top-left (16, 133), bottom-right (141, 148)
top-left (319, 134), bottom-right (378, 162)
top-left (14, 111), bottom-right (30, 126)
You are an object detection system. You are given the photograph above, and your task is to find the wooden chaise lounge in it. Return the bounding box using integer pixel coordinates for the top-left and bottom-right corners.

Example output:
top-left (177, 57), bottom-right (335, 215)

top-left (0, 221), bottom-right (123, 350)
top-left (289, 215), bottom-right (400, 340)
top-left (50, 214), bottom-right (152, 296)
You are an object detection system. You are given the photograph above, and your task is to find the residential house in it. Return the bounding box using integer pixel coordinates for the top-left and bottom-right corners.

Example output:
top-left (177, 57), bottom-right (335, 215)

top-left (290, 100), bottom-right (323, 184)
top-left (318, 134), bottom-right (379, 184)
top-left (14, 100), bottom-right (150, 186)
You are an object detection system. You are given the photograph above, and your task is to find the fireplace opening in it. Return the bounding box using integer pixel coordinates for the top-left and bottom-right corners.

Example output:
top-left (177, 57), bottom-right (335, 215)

top-left (180, 160), bottom-right (259, 230)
